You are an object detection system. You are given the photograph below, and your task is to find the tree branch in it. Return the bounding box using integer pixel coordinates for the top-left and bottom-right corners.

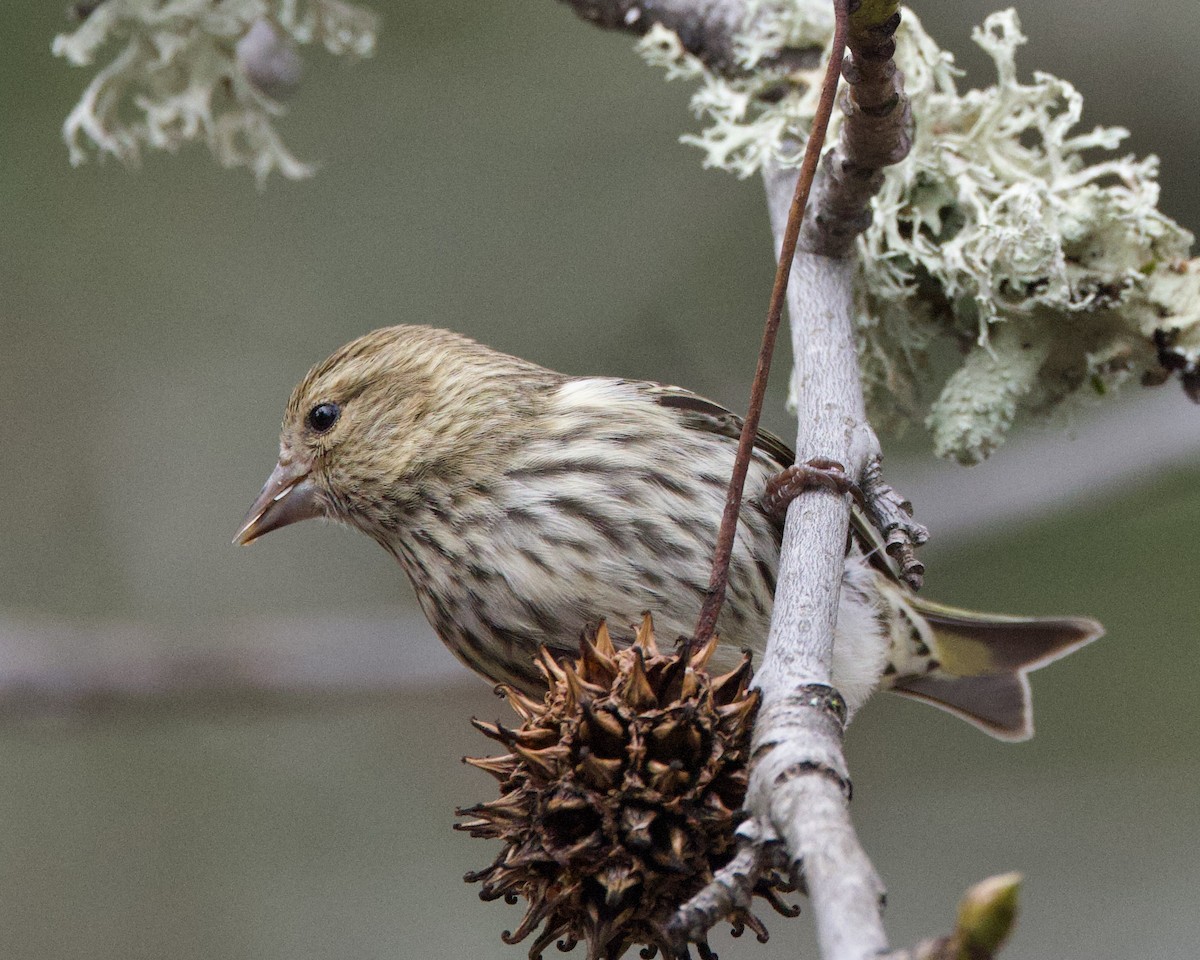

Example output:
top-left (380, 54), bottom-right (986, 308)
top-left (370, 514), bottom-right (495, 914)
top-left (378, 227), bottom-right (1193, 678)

top-left (681, 1), bottom-right (924, 956)
top-left (556, 0), bottom-right (819, 74)
top-left (746, 160), bottom-right (887, 960)
top-left (802, 0), bottom-right (911, 256)
top-left (693, 0), bottom-right (849, 647)
top-left (735, 6), bottom-right (916, 957)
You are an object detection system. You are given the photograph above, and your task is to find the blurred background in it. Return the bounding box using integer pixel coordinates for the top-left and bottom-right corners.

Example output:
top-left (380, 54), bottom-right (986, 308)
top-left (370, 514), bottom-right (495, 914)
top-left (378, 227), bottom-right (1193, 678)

top-left (2, 1), bottom-right (1199, 957)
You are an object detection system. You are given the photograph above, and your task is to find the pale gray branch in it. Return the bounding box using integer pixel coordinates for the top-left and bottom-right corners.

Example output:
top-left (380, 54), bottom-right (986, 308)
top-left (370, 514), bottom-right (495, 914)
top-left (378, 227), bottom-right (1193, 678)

top-left (742, 160), bottom-right (889, 960)
top-left (668, 819), bottom-right (784, 943)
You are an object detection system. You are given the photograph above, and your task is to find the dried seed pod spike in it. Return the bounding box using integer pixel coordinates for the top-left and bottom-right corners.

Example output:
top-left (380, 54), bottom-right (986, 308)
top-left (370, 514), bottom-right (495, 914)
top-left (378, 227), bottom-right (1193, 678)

top-left (462, 754), bottom-right (518, 781)
top-left (597, 864), bottom-right (639, 907)
top-left (718, 687), bottom-right (761, 731)
top-left (502, 895), bottom-right (555, 946)
top-left (593, 620), bottom-right (617, 658)
top-left (621, 806), bottom-right (658, 848)
top-left (538, 647), bottom-right (567, 684)
top-left (621, 648), bottom-right (658, 712)
top-left (668, 824), bottom-right (687, 863)
top-left (497, 683), bottom-right (543, 722)
top-left (678, 667), bottom-right (701, 702)
top-left (577, 747), bottom-right (621, 790)
top-left (513, 726), bottom-right (561, 749)
top-left (680, 721), bottom-right (705, 761)
top-left (581, 698), bottom-right (627, 743)
top-left (757, 882), bottom-right (801, 918)
top-left (528, 921), bottom-right (573, 960)
top-left (648, 717), bottom-right (680, 743)
top-left (579, 630), bottom-right (618, 687)
top-left (647, 758), bottom-right (690, 795)
top-left (455, 817), bottom-right (495, 834)
top-left (470, 717), bottom-right (519, 747)
top-left (456, 791), bottom-right (528, 823)
top-left (656, 646), bottom-right (690, 703)
top-left (633, 613), bottom-right (659, 656)
top-left (463, 865), bottom-right (500, 886)
top-left (560, 658), bottom-right (589, 712)
top-left (689, 632), bottom-right (721, 672)
top-left (739, 909), bottom-right (770, 944)
top-left (511, 743), bottom-right (565, 780)
top-left (710, 654), bottom-right (754, 705)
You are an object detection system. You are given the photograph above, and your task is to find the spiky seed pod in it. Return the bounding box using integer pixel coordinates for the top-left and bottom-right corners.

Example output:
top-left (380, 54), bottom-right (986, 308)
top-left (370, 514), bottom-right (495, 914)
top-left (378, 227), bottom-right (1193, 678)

top-left (456, 615), bottom-right (798, 960)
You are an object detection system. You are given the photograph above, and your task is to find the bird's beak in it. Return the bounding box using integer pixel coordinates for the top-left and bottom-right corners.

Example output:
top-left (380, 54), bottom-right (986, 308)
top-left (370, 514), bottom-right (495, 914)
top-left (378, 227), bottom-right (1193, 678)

top-left (233, 458), bottom-right (322, 545)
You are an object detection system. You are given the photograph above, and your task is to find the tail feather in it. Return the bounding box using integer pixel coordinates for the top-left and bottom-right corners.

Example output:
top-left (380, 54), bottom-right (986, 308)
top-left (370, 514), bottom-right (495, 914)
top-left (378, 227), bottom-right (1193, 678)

top-left (886, 596), bottom-right (1103, 741)
top-left (890, 672), bottom-right (1033, 741)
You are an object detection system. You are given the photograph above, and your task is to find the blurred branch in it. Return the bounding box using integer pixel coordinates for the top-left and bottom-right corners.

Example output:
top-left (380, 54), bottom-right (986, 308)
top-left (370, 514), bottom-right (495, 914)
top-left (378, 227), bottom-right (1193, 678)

top-left (0, 612), bottom-right (462, 720)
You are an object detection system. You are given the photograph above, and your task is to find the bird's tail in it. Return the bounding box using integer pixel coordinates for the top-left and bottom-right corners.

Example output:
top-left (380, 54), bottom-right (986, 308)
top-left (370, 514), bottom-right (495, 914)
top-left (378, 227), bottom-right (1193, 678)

top-left (879, 591), bottom-right (1103, 741)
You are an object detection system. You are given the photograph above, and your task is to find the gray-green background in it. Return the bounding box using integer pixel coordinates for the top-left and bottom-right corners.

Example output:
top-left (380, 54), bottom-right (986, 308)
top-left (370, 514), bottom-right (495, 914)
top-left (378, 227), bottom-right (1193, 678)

top-left (2, 1), bottom-right (1198, 958)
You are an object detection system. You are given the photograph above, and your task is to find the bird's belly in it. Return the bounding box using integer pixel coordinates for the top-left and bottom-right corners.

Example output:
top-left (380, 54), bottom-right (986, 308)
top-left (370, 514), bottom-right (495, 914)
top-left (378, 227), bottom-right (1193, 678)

top-left (405, 534), bottom-right (887, 717)
top-left (395, 454), bottom-right (888, 710)
top-left (421, 568), bottom-right (752, 692)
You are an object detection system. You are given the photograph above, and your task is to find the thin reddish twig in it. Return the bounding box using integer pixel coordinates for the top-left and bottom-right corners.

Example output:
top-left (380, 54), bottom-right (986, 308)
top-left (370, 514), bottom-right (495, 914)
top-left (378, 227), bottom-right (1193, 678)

top-left (694, 0), bottom-right (850, 646)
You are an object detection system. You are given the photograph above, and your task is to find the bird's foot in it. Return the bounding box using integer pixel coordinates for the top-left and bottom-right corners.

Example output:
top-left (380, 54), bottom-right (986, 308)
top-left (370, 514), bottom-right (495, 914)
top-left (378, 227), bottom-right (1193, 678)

top-left (765, 456), bottom-right (928, 590)
top-left (762, 458), bottom-right (867, 518)
top-left (860, 455), bottom-right (928, 591)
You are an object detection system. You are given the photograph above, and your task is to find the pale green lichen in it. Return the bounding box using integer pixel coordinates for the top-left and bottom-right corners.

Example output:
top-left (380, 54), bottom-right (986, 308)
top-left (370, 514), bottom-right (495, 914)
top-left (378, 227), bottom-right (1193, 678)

top-left (735, 0), bottom-right (833, 69)
top-left (639, 15), bottom-right (826, 178)
top-left (53, 0), bottom-right (378, 185)
top-left (641, 4), bottom-right (1200, 463)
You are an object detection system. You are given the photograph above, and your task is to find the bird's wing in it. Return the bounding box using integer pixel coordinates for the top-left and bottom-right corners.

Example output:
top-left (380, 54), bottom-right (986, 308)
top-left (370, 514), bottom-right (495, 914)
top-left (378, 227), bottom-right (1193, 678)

top-left (642, 381), bottom-right (907, 585)
top-left (642, 382), bottom-right (796, 470)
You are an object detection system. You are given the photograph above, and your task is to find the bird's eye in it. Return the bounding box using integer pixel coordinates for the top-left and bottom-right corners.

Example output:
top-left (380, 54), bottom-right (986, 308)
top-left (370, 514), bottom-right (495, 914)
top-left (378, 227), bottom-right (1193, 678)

top-left (307, 402), bottom-right (340, 434)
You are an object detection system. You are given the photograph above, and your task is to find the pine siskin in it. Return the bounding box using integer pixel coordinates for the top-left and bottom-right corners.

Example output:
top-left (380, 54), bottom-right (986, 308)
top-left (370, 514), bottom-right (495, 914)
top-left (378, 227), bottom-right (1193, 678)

top-left (235, 325), bottom-right (1101, 739)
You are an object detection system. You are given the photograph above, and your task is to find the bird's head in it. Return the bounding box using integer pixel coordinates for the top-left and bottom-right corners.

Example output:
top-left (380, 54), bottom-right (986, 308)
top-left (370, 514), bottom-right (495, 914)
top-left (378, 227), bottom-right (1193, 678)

top-left (234, 325), bottom-right (547, 546)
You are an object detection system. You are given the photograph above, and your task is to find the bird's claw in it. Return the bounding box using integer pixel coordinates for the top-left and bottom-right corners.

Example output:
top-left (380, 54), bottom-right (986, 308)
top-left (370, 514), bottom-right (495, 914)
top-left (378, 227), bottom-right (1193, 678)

top-left (762, 458), bottom-right (867, 520)
top-left (765, 456), bottom-right (928, 592)
top-left (861, 456), bottom-right (928, 591)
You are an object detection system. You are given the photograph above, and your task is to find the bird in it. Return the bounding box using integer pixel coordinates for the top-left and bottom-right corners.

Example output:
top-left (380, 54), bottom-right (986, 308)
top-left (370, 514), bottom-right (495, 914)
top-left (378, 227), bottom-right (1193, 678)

top-left (235, 325), bottom-right (1101, 740)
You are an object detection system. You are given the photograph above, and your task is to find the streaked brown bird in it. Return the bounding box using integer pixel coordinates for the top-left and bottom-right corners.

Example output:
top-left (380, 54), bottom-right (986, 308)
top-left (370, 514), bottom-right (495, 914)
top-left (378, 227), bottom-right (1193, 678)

top-left (235, 325), bottom-right (1100, 739)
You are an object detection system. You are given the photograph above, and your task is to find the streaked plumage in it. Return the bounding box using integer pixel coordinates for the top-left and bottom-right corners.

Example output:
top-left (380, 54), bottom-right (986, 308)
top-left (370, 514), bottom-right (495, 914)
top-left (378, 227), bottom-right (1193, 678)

top-left (237, 325), bottom-right (1101, 739)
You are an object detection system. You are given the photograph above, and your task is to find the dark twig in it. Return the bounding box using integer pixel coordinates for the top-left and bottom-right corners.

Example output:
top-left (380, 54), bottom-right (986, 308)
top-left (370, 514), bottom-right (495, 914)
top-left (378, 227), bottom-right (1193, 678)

top-left (692, 0), bottom-right (850, 647)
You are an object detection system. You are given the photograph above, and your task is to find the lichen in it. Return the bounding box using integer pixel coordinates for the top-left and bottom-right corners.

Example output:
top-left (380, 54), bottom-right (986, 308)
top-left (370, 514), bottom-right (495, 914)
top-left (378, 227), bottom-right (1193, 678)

top-left (640, 4), bottom-right (1200, 462)
top-left (53, 0), bottom-right (378, 186)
